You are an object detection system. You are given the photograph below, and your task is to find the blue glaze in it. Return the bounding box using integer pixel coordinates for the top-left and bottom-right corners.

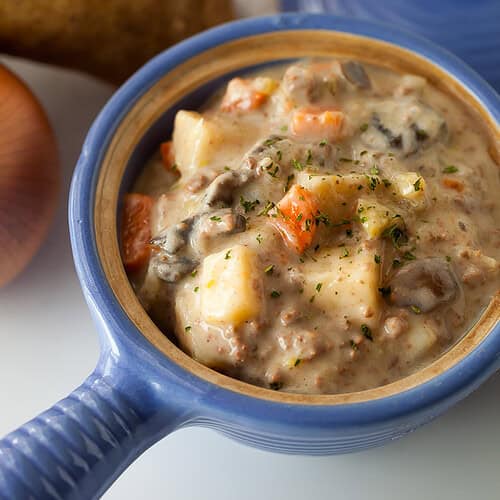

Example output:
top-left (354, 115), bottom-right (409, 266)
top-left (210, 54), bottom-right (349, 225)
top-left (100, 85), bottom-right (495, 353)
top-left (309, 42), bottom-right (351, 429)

top-left (0, 14), bottom-right (499, 499)
top-left (281, 0), bottom-right (500, 91)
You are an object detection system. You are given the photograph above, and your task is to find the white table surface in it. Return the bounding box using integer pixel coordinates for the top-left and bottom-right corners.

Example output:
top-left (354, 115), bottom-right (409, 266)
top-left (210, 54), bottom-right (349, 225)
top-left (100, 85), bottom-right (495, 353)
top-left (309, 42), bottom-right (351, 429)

top-left (1, 54), bottom-right (499, 500)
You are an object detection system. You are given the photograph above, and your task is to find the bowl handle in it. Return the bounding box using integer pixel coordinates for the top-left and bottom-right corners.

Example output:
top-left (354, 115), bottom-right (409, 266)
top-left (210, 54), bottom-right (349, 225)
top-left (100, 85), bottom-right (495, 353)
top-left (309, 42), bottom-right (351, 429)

top-left (0, 371), bottom-right (175, 499)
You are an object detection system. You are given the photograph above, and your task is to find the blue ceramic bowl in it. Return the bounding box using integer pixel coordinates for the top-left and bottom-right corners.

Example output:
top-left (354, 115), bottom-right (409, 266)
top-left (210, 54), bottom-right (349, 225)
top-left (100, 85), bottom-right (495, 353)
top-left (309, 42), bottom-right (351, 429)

top-left (1, 13), bottom-right (499, 499)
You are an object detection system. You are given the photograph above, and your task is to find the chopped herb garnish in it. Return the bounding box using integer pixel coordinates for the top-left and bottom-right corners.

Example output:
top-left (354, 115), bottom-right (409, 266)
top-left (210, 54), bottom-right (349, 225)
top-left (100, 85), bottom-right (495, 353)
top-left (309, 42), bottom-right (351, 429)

top-left (224, 166), bottom-right (231, 171)
top-left (191, 270), bottom-right (198, 277)
top-left (350, 340), bottom-right (359, 351)
top-left (413, 177), bottom-right (423, 191)
top-left (294, 358), bottom-right (301, 367)
top-left (374, 254), bottom-right (381, 264)
top-left (296, 213), bottom-right (303, 222)
top-left (370, 166), bottom-right (380, 176)
top-left (258, 201), bottom-right (275, 216)
top-left (210, 215), bottom-right (222, 222)
top-left (393, 259), bottom-right (402, 267)
top-left (264, 264), bottom-right (275, 275)
top-left (256, 233), bottom-right (263, 244)
top-left (360, 123), bottom-right (369, 132)
top-left (291, 158), bottom-right (304, 171)
top-left (270, 290), bottom-right (281, 298)
top-left (224, 250), bottom-right (232, 260)
top-left (240, 196), bottom-right (260, 213)
top-left (319, 139), bottom-right (328, 147)
top-left (378, 286), bottom-right (391, 297)
top-left (309, 295), bottom-right (315, 303)
top-left (360, 150), bottom-right (368, 156)
top-left (280, 125), bottom-right (288, 132)
top-left (442, 165), bottom-right (458, 174)
top-left (445, 255), bottom-right (452, 262)
top-left (361, 323), bottom-right (373, 341)
top-left (415, 128), bottom-right (429, 141)
top-left (185, 326), bottom-right (192, 332)
top-left (194, 286), bottom-right (199, 292)
top-left (410, 305), bottom-right (422, 314)
top-left (305, 219), bottom-right (312, 232)
top-left (266, 163), bottom-right (280, 178)
top-left (315, 282), bottom-right (323, 292)
top-left (339, 157), bottom-right (352, 162)
top-left (315, 212), bottom-right (331, 226)
top-left (270, 381), bottom-right (283, 390)
top-left (306, 149), bottom-right (313, 164)
top-left (403, 251), bottom-right (416, 261)
top-left (382, 223), bottom-right (408, 248)
top-left (285, 173), bottom-right (295, 192)
top-left (382, 178), bottom-right (392, 188)
top-left (276, 150), bottom-right (282, 161)
top-left (264, 137), bottom-right (279, 147)
top-left (357, 184), bottom-right (364, 191)
top-left (340, 247), bottom-right (350, 259)
top-left (346, 228), bottom-right (353, 238)
top-left (367, 175), bottom-right (379, 191)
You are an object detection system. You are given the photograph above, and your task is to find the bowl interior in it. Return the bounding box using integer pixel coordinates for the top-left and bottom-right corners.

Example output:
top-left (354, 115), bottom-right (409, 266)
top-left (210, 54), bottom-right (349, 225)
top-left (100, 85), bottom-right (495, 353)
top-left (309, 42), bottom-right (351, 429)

top-left (94, 29), bottom-right (500, 405)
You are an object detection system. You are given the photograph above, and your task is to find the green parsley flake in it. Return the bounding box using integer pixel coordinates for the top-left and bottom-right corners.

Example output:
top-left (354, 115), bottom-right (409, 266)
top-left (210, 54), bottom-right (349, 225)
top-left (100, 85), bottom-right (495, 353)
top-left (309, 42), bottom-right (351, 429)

top-left (350, 340), bottom-right (359, 351)
top-left (361, 323), bottom-right (373, 341)
top-left (256, 233), bottom-right (263, 244)
top-left (374, 254), bottom-right (381, 264)
top-left (240, 196), bottom-right (260, 213)
top-left (185, 326), bottom-right (192, 332)
top-left (315, 282), bottom-right (323, 292)
top-left (292, 158), bottom-right (304, 171)
top-left (264, 264), bottom-right (275, 275)
top-left (413, 177), bottom-right (423, 191)
top-left (360, 123), bottom-right (369, 132)
top-left (224, 250), bottom-right (232, 260)
top-left (210, 215), bottom-right (222, 222)
top-left (294, 358), bottom-right (302, 367)
top-left (442, 165), bottom-right (459, 174)
top-left (270, 290), bottom-right (281, 298)
top-left (410, 305), bottom-right (422, 314)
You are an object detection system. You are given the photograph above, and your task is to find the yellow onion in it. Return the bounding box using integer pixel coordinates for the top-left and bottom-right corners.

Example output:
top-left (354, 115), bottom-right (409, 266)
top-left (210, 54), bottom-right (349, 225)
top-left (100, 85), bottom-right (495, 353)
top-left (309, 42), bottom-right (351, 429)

top-left (0, 63), bottom-right (59, 287)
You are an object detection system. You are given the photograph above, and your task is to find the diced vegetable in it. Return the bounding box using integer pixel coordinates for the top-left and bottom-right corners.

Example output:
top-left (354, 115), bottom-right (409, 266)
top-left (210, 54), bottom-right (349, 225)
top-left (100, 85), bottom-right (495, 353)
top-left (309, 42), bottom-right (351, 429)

top-left (273, 184), bottom-right (319, 253)
top-left (200, 245), bottom-right (262, 325)
top-left (393, 172), bottom-right (427, 208)
top-left (160, 140), bottom-right (175, 170)
top-left (357, 198), bottom-right (397, 239)
top-left (172, 110), bottom-right (223, 175)
top-left (400, 317), bottom-right (438, 363)
top-left (291, 108), bottom-right (344, 141)
top-left (442, 177), bottom-right (464, 192)
top-left (221, 77), bottom-right (277, 112)
top-left (303, 244), bottom-right (382, 329)
top-left (121, 193), bottom-right (153, 272)
top-left (297, 173), bottom-right (366, 222)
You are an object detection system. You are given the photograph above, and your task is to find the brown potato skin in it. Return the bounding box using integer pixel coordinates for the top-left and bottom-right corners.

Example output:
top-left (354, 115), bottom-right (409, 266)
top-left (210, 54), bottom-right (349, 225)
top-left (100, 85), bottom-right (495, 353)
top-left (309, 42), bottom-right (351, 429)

top-left (0, 0), bottom-right (234, 84)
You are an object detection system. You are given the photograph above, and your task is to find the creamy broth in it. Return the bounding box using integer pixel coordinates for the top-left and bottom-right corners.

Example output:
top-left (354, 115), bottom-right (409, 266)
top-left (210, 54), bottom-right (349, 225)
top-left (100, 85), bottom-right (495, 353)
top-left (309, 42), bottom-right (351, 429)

top-left (122, 59), bottom-right (500, 394)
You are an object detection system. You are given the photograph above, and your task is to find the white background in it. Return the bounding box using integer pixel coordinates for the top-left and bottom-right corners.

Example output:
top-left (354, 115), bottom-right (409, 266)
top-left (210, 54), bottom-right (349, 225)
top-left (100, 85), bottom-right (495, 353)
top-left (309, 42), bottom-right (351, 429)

top-left (1, 32), bottom-right (499, 500)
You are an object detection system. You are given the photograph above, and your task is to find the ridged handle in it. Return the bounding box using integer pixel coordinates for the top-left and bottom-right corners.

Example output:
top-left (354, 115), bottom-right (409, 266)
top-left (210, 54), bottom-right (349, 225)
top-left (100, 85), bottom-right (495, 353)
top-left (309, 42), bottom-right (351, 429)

top-left (0, 373), bottom-right (159, 499)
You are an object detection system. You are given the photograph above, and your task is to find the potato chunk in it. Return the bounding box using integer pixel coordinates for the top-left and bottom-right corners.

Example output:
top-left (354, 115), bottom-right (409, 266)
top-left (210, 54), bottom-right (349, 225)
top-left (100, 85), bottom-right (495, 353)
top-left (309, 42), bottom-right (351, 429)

top-left (172, 110), bottom-right (222, 174)
top-left (392, 172), bottom-right (427, 209)
top-left (357, 197), bottom-right (397, 239)
top-left (200, 244), bottom-right (262, 325)
top-left (303, 243), bottom-right (381, 328)
top-left (297, 173), bottom-right (365, 222)
top-left (400, 317), bottom-right (438, 363)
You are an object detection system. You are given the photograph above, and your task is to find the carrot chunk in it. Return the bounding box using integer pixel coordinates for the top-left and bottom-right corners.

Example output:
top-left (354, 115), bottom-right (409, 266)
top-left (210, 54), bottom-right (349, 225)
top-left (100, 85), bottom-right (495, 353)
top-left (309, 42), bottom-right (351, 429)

top-left (221, 77), bottom-right (268, 112)
top-left (160, 140), bottom-right (175, 170)
top-left (121, 193), bottom-right (153, 272)
top-left (272, 185), bottom-right (319, 254)
top-left (291, 108), bottom-right (344, 141)
top-left (442, 178), bottom-right (464, 192)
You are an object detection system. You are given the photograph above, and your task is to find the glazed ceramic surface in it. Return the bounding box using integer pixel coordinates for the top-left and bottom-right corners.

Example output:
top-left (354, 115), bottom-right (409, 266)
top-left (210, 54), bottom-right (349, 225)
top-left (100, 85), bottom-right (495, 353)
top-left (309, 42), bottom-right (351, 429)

top-left (0, 14), bottom-right (498, 500)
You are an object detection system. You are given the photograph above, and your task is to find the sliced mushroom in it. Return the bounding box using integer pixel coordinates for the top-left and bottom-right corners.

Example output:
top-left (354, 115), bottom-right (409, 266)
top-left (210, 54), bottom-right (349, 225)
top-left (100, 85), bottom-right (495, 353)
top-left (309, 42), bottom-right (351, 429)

top-left (388, 258), bottom-right (458, 312)
top-left (151, 253), bottom-right (198, 283)
top-left (151, 216), bottom-right (196, 254)
top-left (340, 61), bottom-right (371, 89)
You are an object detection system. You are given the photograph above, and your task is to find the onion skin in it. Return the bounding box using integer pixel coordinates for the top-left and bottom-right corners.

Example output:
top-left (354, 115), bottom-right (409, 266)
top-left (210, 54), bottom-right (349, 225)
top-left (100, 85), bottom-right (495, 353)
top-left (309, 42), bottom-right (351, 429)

top-left (0, 64), bottom-right (59, 287)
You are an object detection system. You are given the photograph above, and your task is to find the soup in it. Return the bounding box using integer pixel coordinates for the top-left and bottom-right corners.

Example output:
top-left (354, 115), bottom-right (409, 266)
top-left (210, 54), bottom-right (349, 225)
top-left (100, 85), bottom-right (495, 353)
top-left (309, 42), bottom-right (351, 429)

top-left (121, 59), bottom-right (499, 394)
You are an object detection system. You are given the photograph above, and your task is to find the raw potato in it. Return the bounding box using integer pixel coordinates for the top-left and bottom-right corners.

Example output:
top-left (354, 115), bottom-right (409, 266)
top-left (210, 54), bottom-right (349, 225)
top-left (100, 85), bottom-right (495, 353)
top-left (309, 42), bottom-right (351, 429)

top-left (357, 197), bottom-right (396, 239)
top-left (0, 0), bottom-right (234, 84)
top-left (200, 244), bottom-right (262, 325)
top-left (173, 111), bottom-right (223, 175)
top-left (297, 173), bottom-right (366, 222)
top-left (303, 243), bottom-right (381, 328)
